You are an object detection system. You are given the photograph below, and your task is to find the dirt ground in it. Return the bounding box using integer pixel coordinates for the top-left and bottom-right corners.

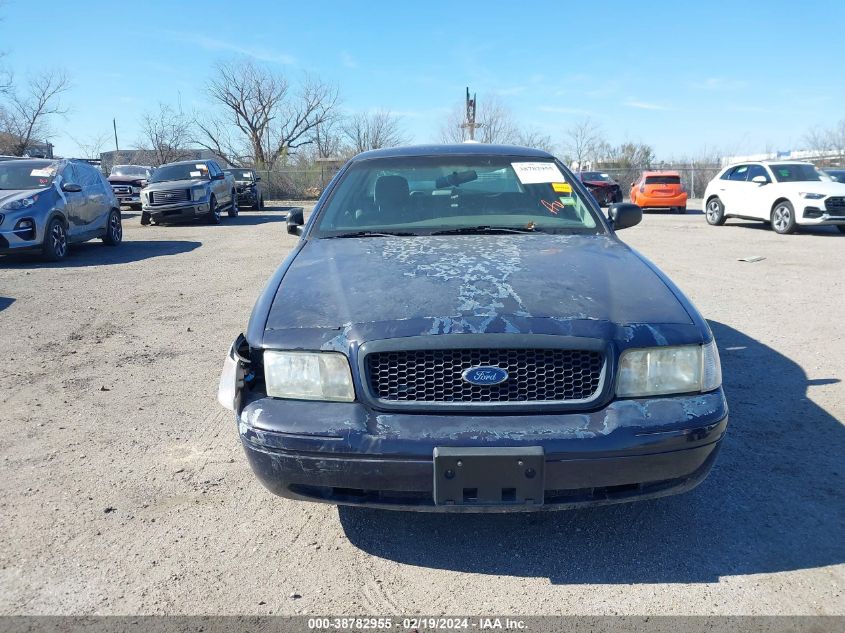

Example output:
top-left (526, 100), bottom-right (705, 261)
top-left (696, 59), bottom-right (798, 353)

top-left (0, 200), bottom-right (842, 616)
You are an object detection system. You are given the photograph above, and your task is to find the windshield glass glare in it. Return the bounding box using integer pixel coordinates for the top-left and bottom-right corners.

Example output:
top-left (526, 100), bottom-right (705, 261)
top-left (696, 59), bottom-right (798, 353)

top-left (110, 165), bottom-right (151, 178)
top-left (0, 160), bottom-right (58, 190)
top-left (771, 164), bottom-right (823, 182)
top-left (150, 163), bottom-right (209, 183)
top-left (225, 169), bottom-right (255, 181)
top-left (316, 156), bottom-right (602, 236)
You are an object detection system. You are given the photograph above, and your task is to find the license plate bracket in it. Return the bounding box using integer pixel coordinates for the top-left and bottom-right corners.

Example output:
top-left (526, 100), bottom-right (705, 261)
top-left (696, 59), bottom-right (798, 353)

top-left (433, 446), bottom-right (544, 507)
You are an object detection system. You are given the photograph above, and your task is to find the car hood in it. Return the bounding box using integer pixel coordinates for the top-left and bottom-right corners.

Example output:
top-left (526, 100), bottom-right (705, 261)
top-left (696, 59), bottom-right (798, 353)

top-left (143, 179), bottom-right (208, 191)
top-left (0, 188), bottom-right (50, 206)
top-left (265, 234), bottom-right (692, 333)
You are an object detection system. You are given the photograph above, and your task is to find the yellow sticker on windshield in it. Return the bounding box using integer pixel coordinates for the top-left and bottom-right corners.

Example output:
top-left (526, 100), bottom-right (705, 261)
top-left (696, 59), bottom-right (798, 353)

top-left (552, 182), bottom-right (572, 193)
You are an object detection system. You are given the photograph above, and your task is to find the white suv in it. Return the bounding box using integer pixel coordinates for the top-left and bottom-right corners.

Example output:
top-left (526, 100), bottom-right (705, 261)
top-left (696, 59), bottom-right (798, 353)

top-left (703, 161), bottom-right (845, 234)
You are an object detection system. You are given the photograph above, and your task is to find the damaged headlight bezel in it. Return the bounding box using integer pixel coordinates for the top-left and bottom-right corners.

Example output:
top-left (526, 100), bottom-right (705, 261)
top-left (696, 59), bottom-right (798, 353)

top-left (263, 350), bottom-right (355, 403)
top-left (616, 341), bottom-right (721, 398)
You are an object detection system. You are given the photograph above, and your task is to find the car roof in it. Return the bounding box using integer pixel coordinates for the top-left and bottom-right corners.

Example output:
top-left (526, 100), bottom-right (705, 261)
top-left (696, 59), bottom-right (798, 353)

top-left (351, 143), bottom-right (554, 161)
top-left (159, 159), bottom-right (214, 167)
top-left (1, 158), bottom-right (59, 166)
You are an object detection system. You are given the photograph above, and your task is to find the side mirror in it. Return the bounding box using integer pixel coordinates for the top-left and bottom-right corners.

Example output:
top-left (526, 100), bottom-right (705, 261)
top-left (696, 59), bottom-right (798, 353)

top-left (608, 202), bottom-right (642, 230)
top-left (61, 183), bottom-right (82, 193)
top-left (213, 173), bottom-right (225, 180)
top-left (286, 206), bottom-right (305, 235)
top-left (751, 175), bottom-right (769, 185)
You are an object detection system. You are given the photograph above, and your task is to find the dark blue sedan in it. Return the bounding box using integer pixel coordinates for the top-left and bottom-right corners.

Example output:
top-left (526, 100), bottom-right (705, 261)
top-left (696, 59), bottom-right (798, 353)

top-left (218, 144), bottom-right (727, 512)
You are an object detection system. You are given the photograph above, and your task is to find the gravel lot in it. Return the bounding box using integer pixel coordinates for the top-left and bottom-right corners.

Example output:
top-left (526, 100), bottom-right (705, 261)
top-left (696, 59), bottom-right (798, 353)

top-left (1, 200), bottom-right (842, 616)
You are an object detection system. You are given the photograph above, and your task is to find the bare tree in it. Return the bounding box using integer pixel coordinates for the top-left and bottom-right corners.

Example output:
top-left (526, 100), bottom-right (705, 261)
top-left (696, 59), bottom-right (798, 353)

top-left (195, 59), bottom-right (340, 168)
top-left (341, 110), bottom-right (408, 154)
top-left (564, 118), bottom-right (604, 170)
top-left (804, 119), bottom-right (845, 165)
top-left (0, 69), bottom-right (69, 156)
top-left (439, 96), bottom-right (519, 144)
top-left (137, 103), bottom-right (193, 166)
top-left (514, 129), bottom-right (556, 155)
top-left (69, 131), bottom-right (110, 159)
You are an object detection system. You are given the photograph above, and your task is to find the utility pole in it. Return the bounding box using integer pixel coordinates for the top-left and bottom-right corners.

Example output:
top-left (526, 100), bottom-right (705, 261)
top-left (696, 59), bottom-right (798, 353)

top-left (460, 87), bottom-right (482, 141)
top-left (113, 118), bottom-right (119, 152)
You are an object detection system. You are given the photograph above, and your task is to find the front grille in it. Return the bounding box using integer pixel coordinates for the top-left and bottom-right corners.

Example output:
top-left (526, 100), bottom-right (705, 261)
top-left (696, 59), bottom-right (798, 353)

top-left (111, 185), bottom-right (131, 195)
top-left (150, 189), bottom-right (190, 205)
top-left (366, 348), bottom-right (604, 403)
top-left (825, 197), bottom-right (845, 214)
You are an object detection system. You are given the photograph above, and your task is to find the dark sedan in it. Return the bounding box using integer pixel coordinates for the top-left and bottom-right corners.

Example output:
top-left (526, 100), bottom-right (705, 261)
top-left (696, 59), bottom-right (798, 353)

top-left (578, 171), bottom-right (623, 206)
top-left (219, 144), bottom-right (727, 512)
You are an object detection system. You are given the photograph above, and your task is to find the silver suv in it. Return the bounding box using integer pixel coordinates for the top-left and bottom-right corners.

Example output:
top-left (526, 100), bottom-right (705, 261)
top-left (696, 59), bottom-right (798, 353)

top-left (140, 159), bottom-right (237, 225)
top-left (0, 159), bottom-right (122, 261)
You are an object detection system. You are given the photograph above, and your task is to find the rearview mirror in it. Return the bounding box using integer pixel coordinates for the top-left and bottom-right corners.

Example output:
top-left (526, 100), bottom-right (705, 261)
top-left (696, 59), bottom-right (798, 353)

top-left (751, 175), bottom-right (769, 184)
top-left (61, 183), bottom-right (82, 193)
top-left (608, 202), bottom-right (642, 230)
top-left (286, 206), bottom-right (305, 235)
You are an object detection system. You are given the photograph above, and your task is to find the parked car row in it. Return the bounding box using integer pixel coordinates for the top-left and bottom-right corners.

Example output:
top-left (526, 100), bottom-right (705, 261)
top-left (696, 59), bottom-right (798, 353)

top-left (703, 161), bottom-right (845, 234)
top-left (0, 158), bottom-right (122, 261)
top-left (139, 159), bottom-right (239, 226)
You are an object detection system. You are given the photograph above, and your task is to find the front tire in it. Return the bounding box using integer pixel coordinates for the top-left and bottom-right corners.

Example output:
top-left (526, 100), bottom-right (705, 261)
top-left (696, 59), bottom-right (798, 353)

top-left (676, 206), bottom-right (687, 214)
top-left (140, 211), bottom-right (151, 226)
top-left (771, 201), bottom-right (797, 234)
top-left (836, 225), bottom-right (845, 234)
top-left (102, 209), bottom-right (123, 246)
top-left (228, 193), bottom-right (239, 217)
top-left (257, 195), bottom-right (264, 210)
top-left (207, 195), bottom-right (221, 225)
top-left (705, 198), bottom-right (726, 225)
top-left (42, 217), bottom-right (68, 261)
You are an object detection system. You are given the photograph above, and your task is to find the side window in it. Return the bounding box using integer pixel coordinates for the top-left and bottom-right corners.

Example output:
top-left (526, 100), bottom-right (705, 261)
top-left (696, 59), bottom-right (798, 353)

top-left (720, 168), bottom-right (734, 181)
top-left (729, 165), bottom-right (750, 182)
top-left (746, 165), bottom-right (769, 182)
top-left (207, 162), bottom-right (220, 177)
top-left (62, 163), bottom-right (79, 185)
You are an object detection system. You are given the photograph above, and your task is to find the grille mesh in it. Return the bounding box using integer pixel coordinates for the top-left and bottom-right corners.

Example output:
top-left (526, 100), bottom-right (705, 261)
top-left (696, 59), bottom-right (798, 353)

top-left (826, 197), bottom-right (845, 214)
top-left (366, 348), bottom-right (604, 403)
top-left (150, 189), bottom-right (190, 205)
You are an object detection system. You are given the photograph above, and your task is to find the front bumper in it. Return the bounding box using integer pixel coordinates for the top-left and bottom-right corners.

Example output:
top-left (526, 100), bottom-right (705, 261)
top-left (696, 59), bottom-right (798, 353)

top-left (0, 221), bottom-right (44, 253)
top-left (143, 201), bottom-right (208, 221)
top-left (236, 189), bottom-right (258, 205)
top-left (236, 389), bottom-right (728, 512)
top-left (799, 207), bottom-right (845, 225)
top-left (117, 194), bottom-right (141, 206)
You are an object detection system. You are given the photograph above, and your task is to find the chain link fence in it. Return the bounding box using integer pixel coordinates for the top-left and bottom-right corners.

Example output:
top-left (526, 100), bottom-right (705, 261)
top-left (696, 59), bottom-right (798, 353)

top-left (587, 165), bottom-right (723, 199)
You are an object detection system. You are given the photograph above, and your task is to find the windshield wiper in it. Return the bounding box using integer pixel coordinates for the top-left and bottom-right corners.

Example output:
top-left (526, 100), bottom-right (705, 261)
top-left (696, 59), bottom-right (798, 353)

top-left (324, 230), bottom-right (416, 238)
top-left (430, 225), bottom-right (540, 235)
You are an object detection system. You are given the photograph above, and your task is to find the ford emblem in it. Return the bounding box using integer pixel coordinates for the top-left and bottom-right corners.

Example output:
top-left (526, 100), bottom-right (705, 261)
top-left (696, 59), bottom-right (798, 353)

top-left (462, 366), bottom-right (509, 386)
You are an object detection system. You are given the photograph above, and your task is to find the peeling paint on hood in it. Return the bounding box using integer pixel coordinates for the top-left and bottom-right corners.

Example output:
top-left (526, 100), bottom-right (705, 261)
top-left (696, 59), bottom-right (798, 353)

top-left (265, 234), bottom-right (692, 332)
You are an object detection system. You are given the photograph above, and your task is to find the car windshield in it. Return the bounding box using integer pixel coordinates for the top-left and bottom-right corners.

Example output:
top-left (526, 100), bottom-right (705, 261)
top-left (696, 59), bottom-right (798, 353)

top-left (225, 169), bottom-right (255, 181)
top-left (580, 172), bottom-right (611, 182)
top-left (0, 160), bottom-right (58, 190)
top-left (770, 164), bottom-right (822, 182)
top-left (110, 165), bottom-right (150, 178)
top-left (150, 163), bottom-right (210, 183)
top-left (315, 155), bottom-right (603, 237)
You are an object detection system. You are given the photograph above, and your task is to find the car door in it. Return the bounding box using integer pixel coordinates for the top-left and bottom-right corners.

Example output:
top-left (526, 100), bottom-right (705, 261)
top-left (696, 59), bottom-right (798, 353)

top-left (207, 161), bottom-right (227, 204)
top-left (58, 163), bottom-right (86, 237)
top-left (717, 165), bottom-right (749, 214)
top-left (742, 164), bottom-right (773, 219)
top-left (79, 163), bottom-right (110, 230)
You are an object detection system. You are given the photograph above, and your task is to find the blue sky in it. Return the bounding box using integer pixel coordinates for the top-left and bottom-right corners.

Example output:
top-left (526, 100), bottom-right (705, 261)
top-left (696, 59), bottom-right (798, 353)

top-left (2, 0), bottom-right (842, 159)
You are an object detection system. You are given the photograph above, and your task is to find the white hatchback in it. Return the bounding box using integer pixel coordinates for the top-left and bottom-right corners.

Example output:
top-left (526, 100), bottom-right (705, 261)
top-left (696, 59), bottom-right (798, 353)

top-left (703, 161), bottom-right (845, 234)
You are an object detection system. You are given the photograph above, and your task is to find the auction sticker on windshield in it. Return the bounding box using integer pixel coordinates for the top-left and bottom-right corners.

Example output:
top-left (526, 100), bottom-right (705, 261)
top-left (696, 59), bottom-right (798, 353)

top-left (552, 182), bottom-right (572, 193)
top-left (512, 161), bottom-right (565, 184)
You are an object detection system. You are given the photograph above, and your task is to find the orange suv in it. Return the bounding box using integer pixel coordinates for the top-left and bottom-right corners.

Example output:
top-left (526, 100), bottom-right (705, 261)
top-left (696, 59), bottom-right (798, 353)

top-left (630, 171), bottom-right (687, 213)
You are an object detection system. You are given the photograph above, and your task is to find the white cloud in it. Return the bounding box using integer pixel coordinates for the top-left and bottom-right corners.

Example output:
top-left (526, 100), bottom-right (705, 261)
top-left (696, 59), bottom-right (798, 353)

top-left (537, 105), bottom-right (593, 116)
top-left (172, 33), bottom-right (296, 65)
top-left (340, 51), bottom-right (358, 69)
top-left (624, 99), bottom-right (671, 111)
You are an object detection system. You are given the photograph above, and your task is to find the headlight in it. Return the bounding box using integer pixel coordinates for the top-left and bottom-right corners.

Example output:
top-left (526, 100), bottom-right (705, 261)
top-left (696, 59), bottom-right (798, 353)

top-left (264, 351), bottom-right (355, 402)
top-left (799, 192), bottom-right (825, 199)
top-left (616, 341), bottom-right (721, 398)
top-left (2, 195), bottom-right (37, 210)
top-left (192, 186), bottom-right (208, 201)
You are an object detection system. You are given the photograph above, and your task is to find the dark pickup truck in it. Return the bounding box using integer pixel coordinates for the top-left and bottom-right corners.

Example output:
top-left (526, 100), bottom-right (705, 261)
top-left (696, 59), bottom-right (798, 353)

top-left (224, 168), bottom-right (264, 210)
top-left (218, 144), bottom-right (727, 512)
top-left (108, 164), bottom-right (152, 210)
